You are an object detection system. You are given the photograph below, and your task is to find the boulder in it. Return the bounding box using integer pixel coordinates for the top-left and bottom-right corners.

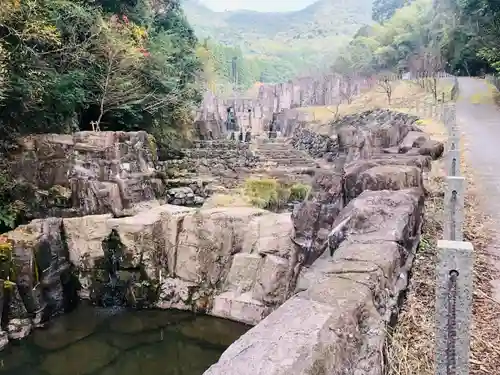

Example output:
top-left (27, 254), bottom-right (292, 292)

top-left (419, 139), bottom-right (444, 160)
top-left (335, 109), bottom-right (420, 162)
top-left (344, 164), bottom-right (423, 202)
top-left (206, 186), bottom-right (425, 375)
top-left (328, 188), bottom-right (424, 253)
top-left (398, 130), bottom-right (429, 152)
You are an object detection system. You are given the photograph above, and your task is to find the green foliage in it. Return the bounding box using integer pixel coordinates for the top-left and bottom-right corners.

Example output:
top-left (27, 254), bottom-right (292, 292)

top-left (0, 0), bottom-right (202, 143)
top-left (289, 183), bottom-right (311, 201)
top-left (183, 0), bottom-right (372, 82)
top-left (243, 178), bottom-right (310, 211)
top-left (340, 0), bottom-right (500, 77)
top-left (373, 0), bottom-right (413, 23)
top-left (243, 178), bottom-right (287, 210)
top-left (0, 170), bottom-right (18, 229)
top-left (333, 0), bottom-right (451, 75)
top-left (0, 0), bottom-right (203, 225)
top-left (452, 0), bottom-right (500, 74)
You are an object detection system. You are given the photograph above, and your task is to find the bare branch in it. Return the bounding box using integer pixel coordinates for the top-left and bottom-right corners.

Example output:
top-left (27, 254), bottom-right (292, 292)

top-left (375, 73), bottom-right (394, 105)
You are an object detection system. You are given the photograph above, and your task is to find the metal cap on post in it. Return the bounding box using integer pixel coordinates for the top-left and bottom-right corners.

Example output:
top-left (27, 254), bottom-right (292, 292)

top-left (435, 240), bottom-right (473, 375)
top-left (444, 176), bottom-right (465, 242)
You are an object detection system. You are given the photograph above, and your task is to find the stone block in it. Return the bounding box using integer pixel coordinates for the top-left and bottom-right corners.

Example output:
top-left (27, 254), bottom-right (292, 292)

top-left (210, 292), bottom-right (268, 325)
top-left (156, 277), bottom-right (201, 311)
top-left (204, 294), bottom-right (376, 375)
top-left (175, 207), bottom-right (266, 284)
top-left (225, 253), bottom-right (262, 294)
top-left (345, 165), bottom-right (423, 201)
top-left (242, 213), bottom-right (294, 258)
top-left (63, 214), bottom-right (112, 268)
top-left (252, 255), bottom-right (289, 305)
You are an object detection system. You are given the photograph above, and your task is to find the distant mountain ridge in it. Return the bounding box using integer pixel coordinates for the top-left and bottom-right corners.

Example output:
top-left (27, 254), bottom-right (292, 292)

top-left (183, 0), bottom-right (373, 81)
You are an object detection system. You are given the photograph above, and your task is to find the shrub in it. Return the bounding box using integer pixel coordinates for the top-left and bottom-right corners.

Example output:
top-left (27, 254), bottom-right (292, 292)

top-left (243, 178), bottom-right (310, 210)
top-left (289, 183), bottom-right (311, 201)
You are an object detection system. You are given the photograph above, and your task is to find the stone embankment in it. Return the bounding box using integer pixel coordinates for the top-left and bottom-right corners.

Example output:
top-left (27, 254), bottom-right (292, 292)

top-left (0, 109), bottom-right (445, 368)
top-left (204, 109), bottom-right (444, 375)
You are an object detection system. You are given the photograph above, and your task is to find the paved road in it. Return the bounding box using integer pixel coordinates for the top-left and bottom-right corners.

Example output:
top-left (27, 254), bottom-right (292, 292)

top-left (456, 77), bottom-right (500, 303)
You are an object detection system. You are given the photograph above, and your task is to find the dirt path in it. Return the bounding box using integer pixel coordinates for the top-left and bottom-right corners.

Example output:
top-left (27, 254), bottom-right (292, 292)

top-left (456, 77), bottom-right (500, 304)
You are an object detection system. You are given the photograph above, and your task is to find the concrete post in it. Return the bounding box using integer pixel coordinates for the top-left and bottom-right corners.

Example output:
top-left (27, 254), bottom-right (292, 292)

top-left (435, 240), bottom-right (473, 375)
top-left (444, 176), bottom-right (465, 241)
top-left (446, 149), bottom-right (460, 176)
top-left (447, 136), bottom-right (460, 153)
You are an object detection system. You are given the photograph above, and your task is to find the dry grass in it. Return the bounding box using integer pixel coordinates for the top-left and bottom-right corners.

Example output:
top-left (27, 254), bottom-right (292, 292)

top-left (299, 79), bottom-right (451, 133)
top-left (385, 110), bottom-right (500, 374)
top-left (299, 79), bottom-right (500, 373)
top-left (470, 82), bottom-right (498, 105)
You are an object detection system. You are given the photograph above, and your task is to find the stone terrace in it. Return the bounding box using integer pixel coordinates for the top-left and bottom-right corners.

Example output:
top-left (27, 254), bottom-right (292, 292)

top-left (0, 109), bottom-right (446, 370)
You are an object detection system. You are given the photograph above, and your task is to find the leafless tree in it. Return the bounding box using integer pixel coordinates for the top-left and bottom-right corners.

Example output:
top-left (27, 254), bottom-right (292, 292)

top-left (409, 46), bottom-right (444, 102)
top-left (339, 74), bottom-right (357, 104)
top-left (424, 46), bottom-right (444, 102)
top-left (326, 100), bottom-right (341, 120)
top-left (375, 73), bottom-right (394, 105)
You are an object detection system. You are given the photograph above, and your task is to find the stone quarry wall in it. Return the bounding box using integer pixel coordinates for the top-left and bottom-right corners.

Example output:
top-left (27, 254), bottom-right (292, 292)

top-left (0, 110), bottom-right (445, 366)
top-left (6, 131), bottom-right (236, 219)
top-left (158, 140), bottom-right (260, 188)
top-left (197, 74), bottom-right (374, 137)
top-left (0, 202), bottom-right (302, 349)
top-left (204, 111), bottom-right (444, 375)
top-left (6, 131), bottom-right (159, 218)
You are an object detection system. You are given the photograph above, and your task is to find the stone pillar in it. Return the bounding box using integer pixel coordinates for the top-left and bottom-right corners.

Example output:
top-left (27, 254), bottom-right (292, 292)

top-left (435, 240), bottom-right (473, 375)
top-left (444, 176), bottom-right (465, 241)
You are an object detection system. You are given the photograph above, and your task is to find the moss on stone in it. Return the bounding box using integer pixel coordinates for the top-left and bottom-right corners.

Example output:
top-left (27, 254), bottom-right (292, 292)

top-left (147, 134), bottom-right (158, 161)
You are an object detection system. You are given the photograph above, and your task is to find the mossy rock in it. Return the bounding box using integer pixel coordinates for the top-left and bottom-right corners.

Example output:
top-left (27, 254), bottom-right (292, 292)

top-left (147, 134), bottom-right (158, 161)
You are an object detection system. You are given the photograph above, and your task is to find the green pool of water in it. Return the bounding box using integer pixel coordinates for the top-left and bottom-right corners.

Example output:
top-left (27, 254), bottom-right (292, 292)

top-left (0, 304), bottom-right (250, 375)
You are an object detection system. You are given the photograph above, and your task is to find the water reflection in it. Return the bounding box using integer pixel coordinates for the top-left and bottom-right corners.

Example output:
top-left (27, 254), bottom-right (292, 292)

top-left (0, 304), bottom-right (250, 375)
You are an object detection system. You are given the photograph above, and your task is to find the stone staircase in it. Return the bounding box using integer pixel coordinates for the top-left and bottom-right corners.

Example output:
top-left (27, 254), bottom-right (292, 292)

top-left (252, 137), bottom-right (318, 172)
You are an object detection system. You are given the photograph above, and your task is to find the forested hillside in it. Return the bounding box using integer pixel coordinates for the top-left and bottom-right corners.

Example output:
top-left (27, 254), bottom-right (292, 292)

top-left (335, 0), bottom-right (497, 77)
top-left (0, 0), bottom-right (202, 150)
top-left (183, 0), bottom-right (373, 83)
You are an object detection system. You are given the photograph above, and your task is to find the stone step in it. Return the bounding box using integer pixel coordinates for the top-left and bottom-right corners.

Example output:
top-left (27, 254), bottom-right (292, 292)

top-left (255, 148), bottom-right (300, 153)
top-left (257, 153), bottom-right (309, 159)
top-left (254, 144), bottom-right (292, 149)
top-left (266, 162), bottom-right (317, 168)
top-left (266, 157), bottom-right (313, 163)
